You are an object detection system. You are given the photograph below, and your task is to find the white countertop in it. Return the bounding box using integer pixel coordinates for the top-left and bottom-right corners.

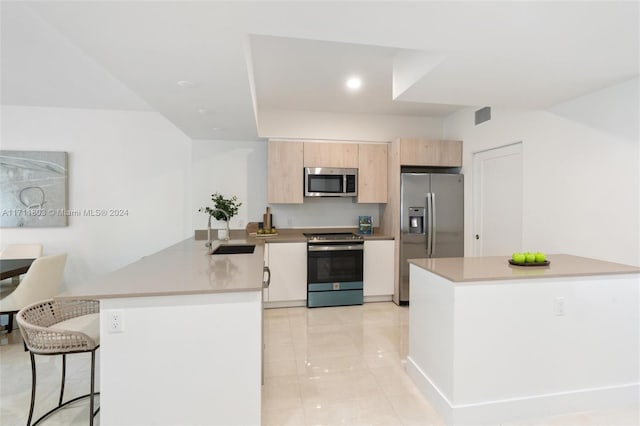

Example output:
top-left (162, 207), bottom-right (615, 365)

top-left (58, 238), bottom-right (265, 300)
top-left (409, 254), bottom-right (640, 283)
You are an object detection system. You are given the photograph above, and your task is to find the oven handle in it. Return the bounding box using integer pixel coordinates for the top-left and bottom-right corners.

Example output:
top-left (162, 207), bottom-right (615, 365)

top-left (308, 245), bottom-right (364, 252)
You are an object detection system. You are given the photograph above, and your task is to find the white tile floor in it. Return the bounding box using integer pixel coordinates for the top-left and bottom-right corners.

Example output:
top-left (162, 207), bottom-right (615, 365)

top-left (1, 302), bottom-right (638, 425)
top-left (261, 303), bottom-right (441, 426)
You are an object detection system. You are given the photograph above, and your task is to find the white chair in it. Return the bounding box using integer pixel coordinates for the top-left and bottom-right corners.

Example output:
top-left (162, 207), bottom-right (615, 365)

top-left (0, 244), bottom-right (43, 259)
top-left (0, 243), bottom-right (43, 290)
top-left (0, 253), bottom-right (67, 333)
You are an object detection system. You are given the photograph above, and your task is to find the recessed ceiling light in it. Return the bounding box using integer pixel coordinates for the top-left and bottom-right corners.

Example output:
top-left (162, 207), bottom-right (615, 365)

top-left (198, 108), bottom-right (213, 115)
top-left (346, 76), bottom-right (362, 91)
top-left (177, 80), bottom-right (197, 88)
top-left (212, 127), bottom-right (223, 131)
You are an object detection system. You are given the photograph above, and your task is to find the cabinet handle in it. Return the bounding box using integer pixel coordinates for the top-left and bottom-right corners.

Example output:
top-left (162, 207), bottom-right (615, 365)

top-left (308, 245), bottom-right (363, 252)
top-left (263, 266), bottom-right (271, 288)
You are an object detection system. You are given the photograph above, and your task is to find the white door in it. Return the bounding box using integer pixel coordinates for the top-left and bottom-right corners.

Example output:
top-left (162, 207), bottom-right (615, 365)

top-left (472, 143), bottom-right (523, 256)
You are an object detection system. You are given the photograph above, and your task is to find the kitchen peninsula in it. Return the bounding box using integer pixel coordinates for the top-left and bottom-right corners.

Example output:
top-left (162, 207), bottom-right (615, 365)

top-left (58, 238), bottom-right (265, 426)
top-left (407, 254), bottom-right (640, 426)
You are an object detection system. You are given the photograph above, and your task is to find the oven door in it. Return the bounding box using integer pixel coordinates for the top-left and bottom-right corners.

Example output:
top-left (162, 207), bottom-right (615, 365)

top-left (307, 243), bottom-right (364, 307)
top-left (307, 243), bottom-right (363, 283)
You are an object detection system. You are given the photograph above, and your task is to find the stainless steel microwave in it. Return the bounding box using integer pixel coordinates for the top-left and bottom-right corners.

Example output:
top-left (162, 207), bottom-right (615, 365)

top-left (304, 167), bottom-right (358, 197)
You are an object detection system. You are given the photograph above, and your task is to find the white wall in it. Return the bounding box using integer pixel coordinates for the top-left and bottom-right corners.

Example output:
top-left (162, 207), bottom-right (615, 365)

top-left (257, 108), bottom-right (443, 142)
top-left (0, 105), bottom-right (192, 290)
top-left (192, 139), bottom-right (267, 230)
top-left (100, 292), bottom-right (262, 425)
top-left (269, 197), bottom-right (381, 229)
top-left (443, 78), bottom-right (640, 266)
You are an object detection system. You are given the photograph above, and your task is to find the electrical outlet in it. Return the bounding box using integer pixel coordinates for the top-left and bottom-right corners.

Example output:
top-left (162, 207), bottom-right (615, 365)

top-left (108, 310), bottom-right (124, 333)
top-left (554, 297), bottom-right (565, 316)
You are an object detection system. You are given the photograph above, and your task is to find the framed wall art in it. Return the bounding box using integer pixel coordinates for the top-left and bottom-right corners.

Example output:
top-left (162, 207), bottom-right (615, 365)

top-left (0, 150), bottom-right (69, 227)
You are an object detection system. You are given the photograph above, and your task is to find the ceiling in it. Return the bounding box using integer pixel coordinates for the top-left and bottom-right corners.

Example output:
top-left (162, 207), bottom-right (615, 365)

top-left (1, 1), bottom-right (638, 141)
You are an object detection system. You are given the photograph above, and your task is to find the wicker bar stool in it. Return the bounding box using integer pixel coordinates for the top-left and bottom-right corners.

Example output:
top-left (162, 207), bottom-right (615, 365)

top-left (17, 299), bottom-right (100, 426)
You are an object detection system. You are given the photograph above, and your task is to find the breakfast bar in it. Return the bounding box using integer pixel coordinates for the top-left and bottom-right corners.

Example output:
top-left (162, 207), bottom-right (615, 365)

top-left (406, 254), bottom-right (640, 426)
top-left (58, 238), bottom-right (266, 426)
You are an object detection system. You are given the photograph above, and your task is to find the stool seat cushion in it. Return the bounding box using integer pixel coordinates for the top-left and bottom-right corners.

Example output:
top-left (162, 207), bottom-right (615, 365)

top-left (51, 313), bottom-right (100, 346)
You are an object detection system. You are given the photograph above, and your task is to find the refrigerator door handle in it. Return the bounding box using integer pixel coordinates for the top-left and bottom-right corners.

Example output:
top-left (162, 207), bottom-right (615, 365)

top-left (426, 193), bottom-right (433, 256)
top-left (431, 193), bottom-right (437, 257)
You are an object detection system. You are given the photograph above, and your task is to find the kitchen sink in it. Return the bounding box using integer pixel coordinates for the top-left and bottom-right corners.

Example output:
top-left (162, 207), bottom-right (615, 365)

top-left (211, 244), bottom-right (256, 255)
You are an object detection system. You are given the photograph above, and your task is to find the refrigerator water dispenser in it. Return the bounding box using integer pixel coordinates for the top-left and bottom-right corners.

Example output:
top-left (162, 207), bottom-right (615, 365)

top-left (408, 207), bottom-right (425, 234)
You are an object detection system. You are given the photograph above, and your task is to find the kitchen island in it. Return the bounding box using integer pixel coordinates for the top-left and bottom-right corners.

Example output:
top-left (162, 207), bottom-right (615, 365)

top-left (407, 254), bottom-right (640, 426)
top-left (58, 238), bottom-right (265, 426)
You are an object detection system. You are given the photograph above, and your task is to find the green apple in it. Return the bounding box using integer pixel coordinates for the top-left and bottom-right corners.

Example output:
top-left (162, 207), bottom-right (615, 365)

top-left (525, 253), bottom-right (536, 263)
top-left (535, 252), bottom-right (546, 263)
top-left (512, 253), bottom-right (525, 263)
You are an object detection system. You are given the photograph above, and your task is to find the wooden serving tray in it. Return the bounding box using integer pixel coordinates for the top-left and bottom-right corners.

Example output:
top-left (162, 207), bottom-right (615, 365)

top-left (249, 232), bottom-right (279, 238)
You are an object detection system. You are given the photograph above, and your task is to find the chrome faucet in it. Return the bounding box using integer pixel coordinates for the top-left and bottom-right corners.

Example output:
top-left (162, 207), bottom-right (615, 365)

top-left (206, 208), bottom-right (230, 252)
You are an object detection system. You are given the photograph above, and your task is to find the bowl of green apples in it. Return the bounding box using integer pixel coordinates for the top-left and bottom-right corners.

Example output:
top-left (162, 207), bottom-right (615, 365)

top-left (509, 252), bottom-right (549, 266)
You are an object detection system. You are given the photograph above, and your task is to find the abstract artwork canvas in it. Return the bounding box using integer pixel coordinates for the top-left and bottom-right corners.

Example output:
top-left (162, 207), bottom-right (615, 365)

top-left (0, 151), bottom-right (69, 227)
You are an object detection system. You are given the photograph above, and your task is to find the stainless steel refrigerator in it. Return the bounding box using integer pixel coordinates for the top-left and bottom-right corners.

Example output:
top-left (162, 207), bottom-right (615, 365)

top-left (400, 172), bottom-right (464, 303)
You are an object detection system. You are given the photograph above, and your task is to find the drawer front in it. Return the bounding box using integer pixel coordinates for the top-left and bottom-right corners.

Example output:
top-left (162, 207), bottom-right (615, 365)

top-left (307, 289), bottom-right (363, 308)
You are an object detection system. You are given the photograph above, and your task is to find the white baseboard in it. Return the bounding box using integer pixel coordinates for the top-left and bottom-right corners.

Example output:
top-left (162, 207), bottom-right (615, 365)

top-left (264, 300), bottom-right (306, 309)
top-left (363, 295), bottom-right (393, 303)
top-left (406, 356), bottom-right (640, 426)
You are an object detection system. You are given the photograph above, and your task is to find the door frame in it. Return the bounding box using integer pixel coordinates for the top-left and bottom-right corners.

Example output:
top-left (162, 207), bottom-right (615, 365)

top-left (472, 142), bottom-right (523, 256)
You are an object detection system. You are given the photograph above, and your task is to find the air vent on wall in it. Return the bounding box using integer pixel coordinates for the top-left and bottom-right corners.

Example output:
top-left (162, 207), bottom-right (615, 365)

top-left (475, 106), bottom-right (491, 125)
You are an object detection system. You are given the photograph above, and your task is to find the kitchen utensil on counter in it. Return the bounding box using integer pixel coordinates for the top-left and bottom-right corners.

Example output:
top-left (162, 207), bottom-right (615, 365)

top-left (263, 207), bottom-right (272, 230)
top-left (252, 232), bottom-right (279, 238)
top-left (246, 222), bottom-right (259, 234)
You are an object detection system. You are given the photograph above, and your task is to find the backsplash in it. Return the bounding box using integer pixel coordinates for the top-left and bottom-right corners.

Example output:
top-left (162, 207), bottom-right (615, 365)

top-left (268, 197), bottom-right (381, 229)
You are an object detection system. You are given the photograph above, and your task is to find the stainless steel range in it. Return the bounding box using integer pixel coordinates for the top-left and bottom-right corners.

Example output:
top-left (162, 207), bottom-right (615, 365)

top-left (304, 232), bottom-right (364, 308)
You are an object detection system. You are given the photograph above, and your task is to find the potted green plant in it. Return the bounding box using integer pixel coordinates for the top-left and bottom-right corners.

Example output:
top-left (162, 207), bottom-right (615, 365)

top-left (199, 192), bottom-right (242, 241)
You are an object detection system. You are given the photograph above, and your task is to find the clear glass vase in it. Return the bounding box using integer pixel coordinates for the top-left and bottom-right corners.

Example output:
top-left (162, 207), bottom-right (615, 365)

top-left (218, 221), bottom-right (230, 240)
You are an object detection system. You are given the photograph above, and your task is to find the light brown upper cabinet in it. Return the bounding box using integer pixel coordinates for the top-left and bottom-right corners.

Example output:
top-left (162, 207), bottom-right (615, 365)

top-left (303, 142), bottom-right (359, 168)
top-left (399, 138), bottom-right (462, 167)
top-left (358, 143), bottom-right (388, 203)
top-left (267, 140), bottom-right (304, 204)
